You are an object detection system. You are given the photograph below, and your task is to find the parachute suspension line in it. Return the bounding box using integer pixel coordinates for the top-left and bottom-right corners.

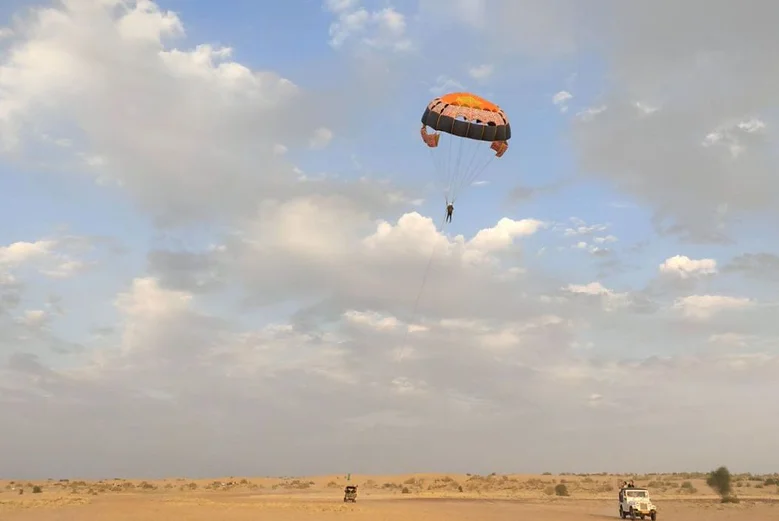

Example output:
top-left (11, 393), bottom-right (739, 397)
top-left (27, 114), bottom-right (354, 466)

top-left (425, 127), bottom-right (500, 205)
top-left (450, 139), bottom-right (488, 203)
top-left (457, 138), bottom-right (484, 193)
top-left (451, 132), bottom-right (466, 201)
top-left (444, 133), bottom-right (456, 201)
top-left (453, 153), bottom-right (495, 202)
top-left (396, 214), bottom-right (448, 363)
top-left (428, 136), bottom-right (452, 199)
top-left (438, 134), bottom-right (485, 204)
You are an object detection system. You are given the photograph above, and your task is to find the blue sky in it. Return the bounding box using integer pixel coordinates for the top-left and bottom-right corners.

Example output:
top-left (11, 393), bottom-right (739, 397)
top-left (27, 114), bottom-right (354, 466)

top-left (0, 0), bottom-right (625, 340)
top-left (1, 0), bottom-right (779, 479)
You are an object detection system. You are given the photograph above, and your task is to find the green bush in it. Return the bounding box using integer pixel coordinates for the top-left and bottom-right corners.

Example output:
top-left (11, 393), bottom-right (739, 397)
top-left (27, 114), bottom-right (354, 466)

top-left (554, 483), bottom-right (569, 496)
top-left (707, 466), bottom-right (737, 503)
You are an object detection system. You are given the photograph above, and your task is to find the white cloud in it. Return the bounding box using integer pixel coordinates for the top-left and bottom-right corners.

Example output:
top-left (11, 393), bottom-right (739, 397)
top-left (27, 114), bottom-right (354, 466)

top-left (659, 255), bottom-right (717, 278)
top-left (343, 309), bottom-right (400, 330)
top-left (325, 1), bottom-right (412, 52)
top-left (468, 63), bottom-right (493, 80)
top-left (552, 90), bottom-right (573, 112)
top-left (673, 295), bottom-right (753, 320)
top-left (575, 105), bottom-right (606, 121)
top-left (559, 219), bottom-right (614, 256)
top-left (562, 218), bottom-right (607, 237)
top-left (16, 309), bottom-right (48, 329)
top-left (563, 282), bottom-right (628, 311)
top-left (429, 75), bottom-right (465, 94)
top-left (0, 0), bottom-right (351, 225)
top-left (309, 127), bottom-right (334, 149)
top-left (467, 218), bottom-right (545, 252)
top-left (0, 237), bottom-right (98, 280)
top-left (0, 240), bottom-right (54, 266)
top-left (708, 333), bottom-right (752, 348)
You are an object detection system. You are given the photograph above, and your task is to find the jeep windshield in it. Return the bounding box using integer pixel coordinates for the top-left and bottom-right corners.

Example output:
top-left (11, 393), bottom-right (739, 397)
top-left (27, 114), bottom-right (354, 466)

top-left (626, 490), bottom-right (648, 498)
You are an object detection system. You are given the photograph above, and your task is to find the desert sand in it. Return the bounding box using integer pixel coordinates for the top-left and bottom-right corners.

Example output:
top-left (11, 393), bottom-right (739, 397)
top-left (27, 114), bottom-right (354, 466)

top-left (2, 472), bottom-right (778, 520)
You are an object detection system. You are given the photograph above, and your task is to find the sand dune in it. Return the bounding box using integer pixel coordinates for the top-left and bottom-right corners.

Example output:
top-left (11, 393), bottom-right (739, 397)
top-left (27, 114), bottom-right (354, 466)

top-left (2, 472), bottom-right (778, 520)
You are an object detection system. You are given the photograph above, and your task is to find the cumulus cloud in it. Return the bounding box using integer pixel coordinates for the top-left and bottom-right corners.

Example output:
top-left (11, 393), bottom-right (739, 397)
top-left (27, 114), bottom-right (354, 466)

top-left (659, 255), bottom-right (717, 279)
top-left (0, 0), bottom-right (402, 226)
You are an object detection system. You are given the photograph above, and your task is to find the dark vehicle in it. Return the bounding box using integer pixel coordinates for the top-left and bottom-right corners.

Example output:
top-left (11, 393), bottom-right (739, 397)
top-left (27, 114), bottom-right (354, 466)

top-left (344, 485), bottom-right (357, 502)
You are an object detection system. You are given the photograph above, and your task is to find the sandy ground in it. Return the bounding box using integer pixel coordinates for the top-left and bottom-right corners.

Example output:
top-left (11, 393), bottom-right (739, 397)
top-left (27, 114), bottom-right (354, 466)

top-left (2, 473), bottom-right (778, 520)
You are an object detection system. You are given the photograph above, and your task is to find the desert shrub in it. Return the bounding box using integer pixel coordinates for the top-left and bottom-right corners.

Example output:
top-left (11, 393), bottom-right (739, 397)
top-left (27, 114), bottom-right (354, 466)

top-left (680, 481), bottom-right (697, 493)
top-left (765, 478), bottom-right (778, 486)
top-left (544, 486), bottom-right (555, 496)
top-left (707, 466), bottom-right (737, 503)
top-left (276, 479), bottom-right (310, 489)
top-left (554, 483), bottom-right (569, 496)
top-left (401, 487), bottom-right (410, 494)
top-left (542, 472), bottom-right (552, 475)
top-left (458, 485), bottom-right (463, 492)
top-left (327, 481), bottom-right (339, 488)
top-left (32, 486), bottom-right (42, 494)
top-left (597, 483), bottom-right (614, 492)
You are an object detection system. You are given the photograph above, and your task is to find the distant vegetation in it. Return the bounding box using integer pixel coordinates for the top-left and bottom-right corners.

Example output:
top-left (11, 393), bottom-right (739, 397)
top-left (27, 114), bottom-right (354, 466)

top-left (3, 470), bottom-right (778, 501)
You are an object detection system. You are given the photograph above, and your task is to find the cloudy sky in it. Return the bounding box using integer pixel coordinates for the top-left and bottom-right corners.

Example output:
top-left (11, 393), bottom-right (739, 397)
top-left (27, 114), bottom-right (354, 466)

top-left (1, 0), bottom-right (778, 480)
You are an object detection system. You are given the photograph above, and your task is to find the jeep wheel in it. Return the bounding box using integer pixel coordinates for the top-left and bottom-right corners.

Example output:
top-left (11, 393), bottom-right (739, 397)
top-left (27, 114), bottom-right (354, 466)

top-left (650, 512), bottom-right (656, 521)
top-left (619, 506), bottom-right (626, 519)
top-left (630, 508), bottom-right (637, 520)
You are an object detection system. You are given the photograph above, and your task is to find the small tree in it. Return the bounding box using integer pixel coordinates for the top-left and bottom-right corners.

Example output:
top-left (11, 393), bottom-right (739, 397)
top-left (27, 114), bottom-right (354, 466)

top-left (554, 483), bottom-right (569, 496)
top-left (706, 466), bottom-right (738, 503)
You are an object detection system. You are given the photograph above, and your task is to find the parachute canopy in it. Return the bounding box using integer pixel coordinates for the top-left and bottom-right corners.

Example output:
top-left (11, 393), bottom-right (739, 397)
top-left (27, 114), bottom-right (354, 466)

top-left (420, 92), bottom-right (511, 203)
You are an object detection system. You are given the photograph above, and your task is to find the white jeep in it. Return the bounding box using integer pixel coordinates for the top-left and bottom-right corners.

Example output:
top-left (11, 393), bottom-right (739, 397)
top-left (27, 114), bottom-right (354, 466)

top-left (618, 487), bottom-right (657, 520)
